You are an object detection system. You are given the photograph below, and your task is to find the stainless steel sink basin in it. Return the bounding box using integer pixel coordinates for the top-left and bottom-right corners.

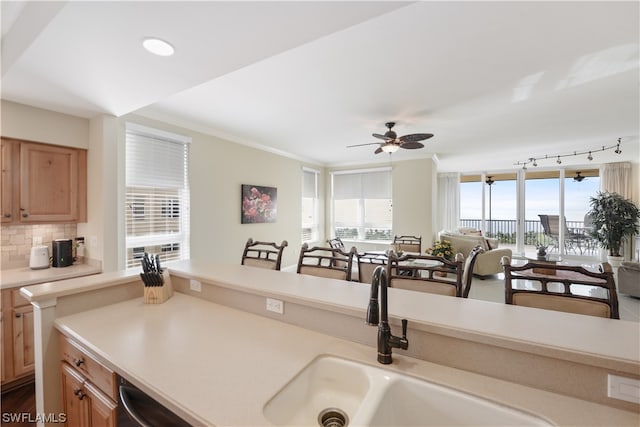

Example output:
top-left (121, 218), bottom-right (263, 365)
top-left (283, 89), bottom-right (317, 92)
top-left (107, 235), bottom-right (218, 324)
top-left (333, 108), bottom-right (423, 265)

top-left (263, 355), bottom-right (553, 427)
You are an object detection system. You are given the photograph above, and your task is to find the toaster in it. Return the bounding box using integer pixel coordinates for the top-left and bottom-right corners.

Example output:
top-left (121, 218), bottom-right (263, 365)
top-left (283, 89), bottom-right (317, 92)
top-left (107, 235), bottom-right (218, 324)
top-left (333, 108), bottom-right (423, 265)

top-left (29, 245), bottom-right (50, 270)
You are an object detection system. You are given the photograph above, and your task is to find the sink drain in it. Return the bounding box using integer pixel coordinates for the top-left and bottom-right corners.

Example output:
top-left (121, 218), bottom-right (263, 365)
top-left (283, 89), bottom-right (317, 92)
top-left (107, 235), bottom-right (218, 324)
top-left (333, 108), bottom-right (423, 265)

top-left (318, 408), bottom-right (349, 427)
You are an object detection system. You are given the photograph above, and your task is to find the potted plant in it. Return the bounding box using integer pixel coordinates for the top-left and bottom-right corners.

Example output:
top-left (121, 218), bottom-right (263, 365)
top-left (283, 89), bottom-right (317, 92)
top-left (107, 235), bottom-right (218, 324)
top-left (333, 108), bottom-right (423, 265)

top-left (426, 240), bottom-right (453, 276)
top-left (587, 191), bottom-right (640, 266)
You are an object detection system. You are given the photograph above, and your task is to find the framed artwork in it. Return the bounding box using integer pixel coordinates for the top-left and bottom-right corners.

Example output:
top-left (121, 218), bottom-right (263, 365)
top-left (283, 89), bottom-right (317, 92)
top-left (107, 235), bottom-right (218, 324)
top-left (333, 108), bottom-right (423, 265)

top-left (241, 184), bottom-right (277, 224)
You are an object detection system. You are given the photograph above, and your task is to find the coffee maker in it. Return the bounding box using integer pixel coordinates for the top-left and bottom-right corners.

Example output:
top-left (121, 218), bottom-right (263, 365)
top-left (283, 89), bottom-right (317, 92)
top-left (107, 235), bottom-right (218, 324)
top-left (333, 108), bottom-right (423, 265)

top-left (52, 239), bottom-right (73, 267)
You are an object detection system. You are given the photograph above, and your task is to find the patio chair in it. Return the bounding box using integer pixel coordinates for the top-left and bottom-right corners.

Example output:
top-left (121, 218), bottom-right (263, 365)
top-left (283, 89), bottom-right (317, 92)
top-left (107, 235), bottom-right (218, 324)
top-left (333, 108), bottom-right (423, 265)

top-left (539, 214), bottom-right (581, 254)
top-left (241, 238), bottom-right (288, 270)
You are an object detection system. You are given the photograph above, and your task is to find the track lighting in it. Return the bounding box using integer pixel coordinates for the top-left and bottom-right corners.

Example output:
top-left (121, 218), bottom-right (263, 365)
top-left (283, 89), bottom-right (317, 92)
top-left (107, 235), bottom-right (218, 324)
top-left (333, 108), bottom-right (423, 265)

top-left (514, 137), bottom-right (625, 168)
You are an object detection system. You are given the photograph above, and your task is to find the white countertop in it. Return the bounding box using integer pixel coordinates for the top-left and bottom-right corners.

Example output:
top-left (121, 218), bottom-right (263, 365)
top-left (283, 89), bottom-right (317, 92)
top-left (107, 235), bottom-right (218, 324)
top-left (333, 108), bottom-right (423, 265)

top-left (55, 293), bottom-right (638, 427)
top-left (1, 263), bottom-right (102, 290)
top-left (22, 260), bottom-right (640, 372)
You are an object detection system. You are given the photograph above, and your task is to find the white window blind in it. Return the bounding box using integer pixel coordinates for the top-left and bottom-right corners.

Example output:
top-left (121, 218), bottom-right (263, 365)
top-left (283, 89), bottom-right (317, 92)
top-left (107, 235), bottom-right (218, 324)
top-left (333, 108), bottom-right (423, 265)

top-left (125, 124), bottom-right (190, 268)
top-left (301, 168), bottom-right (319, 242)
top-left (331, 168), bottom-right (392, 241)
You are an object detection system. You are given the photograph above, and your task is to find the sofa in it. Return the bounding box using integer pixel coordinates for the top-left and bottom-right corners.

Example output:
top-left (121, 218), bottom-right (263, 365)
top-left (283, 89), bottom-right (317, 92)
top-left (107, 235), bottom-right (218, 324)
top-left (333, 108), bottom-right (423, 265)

top-left (438, 229), bottom-right (512, 277)
top-left (618, 261), bottom-right (640, 298)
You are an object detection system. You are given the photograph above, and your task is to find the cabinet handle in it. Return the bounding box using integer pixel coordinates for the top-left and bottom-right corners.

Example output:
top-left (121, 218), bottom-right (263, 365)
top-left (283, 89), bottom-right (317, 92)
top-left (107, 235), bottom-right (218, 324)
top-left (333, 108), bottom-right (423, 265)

top-left (74, 357), bottom-right (85, 367)
top-left (3, 213), bottom-right (10, 218)
top-left (15, 313), bottom-right (21, 318)
top-left (22, 213), bottom-right (28, 218)
top-left (73, 388), bottom-right (86, 400)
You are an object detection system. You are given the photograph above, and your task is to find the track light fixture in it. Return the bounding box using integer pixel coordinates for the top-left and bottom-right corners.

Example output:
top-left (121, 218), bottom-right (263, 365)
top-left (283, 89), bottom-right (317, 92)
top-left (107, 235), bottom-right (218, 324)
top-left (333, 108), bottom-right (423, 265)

top-left (514, 137), bottom-right (624, 168)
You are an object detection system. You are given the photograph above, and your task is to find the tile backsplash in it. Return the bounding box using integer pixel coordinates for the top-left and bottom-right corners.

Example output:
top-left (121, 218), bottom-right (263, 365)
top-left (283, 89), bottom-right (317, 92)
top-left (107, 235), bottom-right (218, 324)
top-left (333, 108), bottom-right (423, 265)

top-left (1, 224), bottom-right (77, 269)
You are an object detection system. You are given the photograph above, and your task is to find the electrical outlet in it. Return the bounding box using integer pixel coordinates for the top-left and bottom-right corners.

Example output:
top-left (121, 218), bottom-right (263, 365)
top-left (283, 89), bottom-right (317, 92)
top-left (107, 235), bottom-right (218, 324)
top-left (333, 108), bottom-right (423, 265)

top-left (190, 279), bottom-right (202, 292)
top-left (266, 298), bottom-right (284, 314)
top-left (608, 374), bottom-right (640, 404)
top-left (32, 236), bottom-right (43, 246)
top-left (90, 236), bottom-right (98, 248)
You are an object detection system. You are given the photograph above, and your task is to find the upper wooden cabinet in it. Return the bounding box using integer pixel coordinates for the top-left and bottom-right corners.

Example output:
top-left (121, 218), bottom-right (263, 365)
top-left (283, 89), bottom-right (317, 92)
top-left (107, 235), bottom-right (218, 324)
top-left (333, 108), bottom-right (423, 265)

top-left (0, 138), bottom-right (86, 224)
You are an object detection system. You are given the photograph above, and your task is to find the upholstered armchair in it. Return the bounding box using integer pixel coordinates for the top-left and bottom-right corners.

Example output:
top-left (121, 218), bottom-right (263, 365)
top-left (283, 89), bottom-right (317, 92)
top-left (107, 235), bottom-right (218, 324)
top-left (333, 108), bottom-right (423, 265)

top-left (618, 262), bottom-right (640, 298)
top-left (437, 229), bottom-right (512, 277)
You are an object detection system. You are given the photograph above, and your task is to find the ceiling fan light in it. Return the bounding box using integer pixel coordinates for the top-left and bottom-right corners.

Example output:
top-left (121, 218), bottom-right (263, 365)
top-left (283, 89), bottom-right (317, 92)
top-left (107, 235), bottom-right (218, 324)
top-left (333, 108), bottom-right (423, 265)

top-left (381, 144), bottom-right (399, 153)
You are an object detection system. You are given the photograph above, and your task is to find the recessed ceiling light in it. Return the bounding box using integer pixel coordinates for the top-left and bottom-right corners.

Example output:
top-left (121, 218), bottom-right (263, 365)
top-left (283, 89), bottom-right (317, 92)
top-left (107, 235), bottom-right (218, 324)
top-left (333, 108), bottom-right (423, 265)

top-left (142, 38), bottom-right (175, 56)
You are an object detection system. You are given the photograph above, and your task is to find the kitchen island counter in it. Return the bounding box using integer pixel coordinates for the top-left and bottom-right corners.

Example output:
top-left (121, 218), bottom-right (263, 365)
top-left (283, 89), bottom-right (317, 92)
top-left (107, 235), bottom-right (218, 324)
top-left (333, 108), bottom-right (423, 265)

top-left (55, 292), bottom-right (638, 427)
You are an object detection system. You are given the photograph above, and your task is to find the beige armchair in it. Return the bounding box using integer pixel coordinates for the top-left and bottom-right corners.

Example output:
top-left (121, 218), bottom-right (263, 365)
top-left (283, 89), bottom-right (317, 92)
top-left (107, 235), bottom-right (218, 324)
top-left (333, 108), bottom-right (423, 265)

top-left (618, 262), bottom-right (640, 298)
top-left (438, 230), bottom-right (512, 277)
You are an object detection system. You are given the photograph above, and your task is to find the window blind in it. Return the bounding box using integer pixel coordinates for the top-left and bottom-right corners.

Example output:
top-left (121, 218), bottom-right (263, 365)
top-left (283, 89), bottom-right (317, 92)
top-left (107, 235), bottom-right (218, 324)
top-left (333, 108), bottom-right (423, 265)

top-left (331, 168), bottom-right (392, 241)
top-left (125, 124), bottom-right (190, 268)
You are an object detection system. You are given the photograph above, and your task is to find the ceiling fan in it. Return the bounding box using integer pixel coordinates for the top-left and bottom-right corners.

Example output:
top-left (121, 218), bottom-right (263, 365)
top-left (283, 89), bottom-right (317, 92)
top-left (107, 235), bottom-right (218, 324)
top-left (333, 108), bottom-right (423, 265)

top-left (347, 122), bottom-right (434, 154)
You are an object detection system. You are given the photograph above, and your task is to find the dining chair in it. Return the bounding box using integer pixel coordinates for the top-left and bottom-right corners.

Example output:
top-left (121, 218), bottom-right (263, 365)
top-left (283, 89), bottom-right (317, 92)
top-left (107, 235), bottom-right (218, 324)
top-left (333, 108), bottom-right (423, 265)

top-left (327, 237), bottom-right (346, 250)
top-left (393, 235), bottom-right (422, 253)
top-left (501, 256), bottom-right (619, 319)
top-left (461, 246), bottom-right (485, 298)
top-left (386, 251), bottom-right (465, 297)
top-left (297, 243), bottom-right (357, 281)
top-left (241, 238), bottom-right (288, 270)
top-left (356, 252), bottom-right (387, 284)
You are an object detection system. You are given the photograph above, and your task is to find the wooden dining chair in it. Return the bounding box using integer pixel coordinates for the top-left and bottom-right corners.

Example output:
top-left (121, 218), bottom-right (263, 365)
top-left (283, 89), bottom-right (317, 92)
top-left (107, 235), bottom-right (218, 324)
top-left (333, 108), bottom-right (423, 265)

top-left (386, 251), bottom-right (465, 297)
top-left (356, 252), bottom-right (387, 284)
top-left (461, 246), bottom-right (485, 298)
top-left (501, 256), bottom-right (619, 319)
top-left (297, 243), bottom-right (357, 281)
top-left (327, 237), bottom-right (346, 250)
top-left (241, 238), bottom-right (288, 270)
top-left (393, 235), bottom-right (422, 253)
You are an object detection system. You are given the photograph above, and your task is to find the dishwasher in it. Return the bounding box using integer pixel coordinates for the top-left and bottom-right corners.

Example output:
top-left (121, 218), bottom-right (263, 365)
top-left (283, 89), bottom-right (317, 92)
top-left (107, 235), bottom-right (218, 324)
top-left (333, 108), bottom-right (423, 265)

top-left (117, 375), bottom-right (192, 427)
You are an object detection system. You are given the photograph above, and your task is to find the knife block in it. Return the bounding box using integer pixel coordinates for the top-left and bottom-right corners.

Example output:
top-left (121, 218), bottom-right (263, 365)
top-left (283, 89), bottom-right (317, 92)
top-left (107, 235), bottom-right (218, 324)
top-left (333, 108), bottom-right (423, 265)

top-left (143, 271), bottom-right (174, 304)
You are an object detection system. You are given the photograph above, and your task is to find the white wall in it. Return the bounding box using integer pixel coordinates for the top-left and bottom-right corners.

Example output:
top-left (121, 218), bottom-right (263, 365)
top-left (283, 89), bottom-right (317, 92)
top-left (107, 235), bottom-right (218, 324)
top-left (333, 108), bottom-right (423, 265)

top-left (7, 100), bottom-right (633, 269)
top-left (1, 100), bottom-right (89, 148)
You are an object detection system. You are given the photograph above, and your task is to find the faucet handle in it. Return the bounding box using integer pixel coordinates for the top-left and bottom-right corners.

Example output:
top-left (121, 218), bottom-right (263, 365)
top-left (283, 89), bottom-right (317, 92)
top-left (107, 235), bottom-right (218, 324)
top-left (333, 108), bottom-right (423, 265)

top-left (401, 319), bottom-right (408, 339)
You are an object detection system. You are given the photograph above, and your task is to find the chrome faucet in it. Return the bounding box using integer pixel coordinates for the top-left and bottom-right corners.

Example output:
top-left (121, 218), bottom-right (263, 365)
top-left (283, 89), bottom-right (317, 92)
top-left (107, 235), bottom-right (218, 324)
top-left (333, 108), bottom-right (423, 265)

top-left (366, 265), bottom-right (409, 364)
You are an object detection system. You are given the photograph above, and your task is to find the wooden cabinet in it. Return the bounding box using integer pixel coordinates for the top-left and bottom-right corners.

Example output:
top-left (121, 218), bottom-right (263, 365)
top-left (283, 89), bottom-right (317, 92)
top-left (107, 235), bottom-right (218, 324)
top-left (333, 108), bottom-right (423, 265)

top-left (59, 334), bottom-right (117, 427)
top-left (0, 137), bottom-right (86, 224)
top-left (1, 139), bottom-right (18, 223)
top-left (0, 288), bottom-right (35, 387)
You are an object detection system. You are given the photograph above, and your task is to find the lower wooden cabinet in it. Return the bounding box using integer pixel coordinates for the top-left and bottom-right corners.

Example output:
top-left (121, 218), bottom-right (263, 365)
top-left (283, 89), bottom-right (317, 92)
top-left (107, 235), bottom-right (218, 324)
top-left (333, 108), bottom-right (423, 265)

top-left (61, 363), bottom-right (117, 427)
top-left (1, 288), bottom-right (35, 388)
top-left (59, 334), bottom-right (117, 427)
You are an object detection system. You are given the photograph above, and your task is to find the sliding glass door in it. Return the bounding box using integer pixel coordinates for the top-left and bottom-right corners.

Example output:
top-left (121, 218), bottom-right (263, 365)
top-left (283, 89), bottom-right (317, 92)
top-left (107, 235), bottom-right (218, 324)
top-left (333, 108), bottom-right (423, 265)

top-left (460, 169), bottom-right (600, 259)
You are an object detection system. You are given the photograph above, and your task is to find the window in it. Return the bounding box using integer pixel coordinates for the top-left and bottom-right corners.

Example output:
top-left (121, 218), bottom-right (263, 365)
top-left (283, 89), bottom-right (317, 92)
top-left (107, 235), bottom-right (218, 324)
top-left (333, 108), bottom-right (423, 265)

top-left (125, 123), bottom-right (190, 268)
top-left (331, 168), bottom-right (392, 241)
top-left (301, 168), bottom-right (319, 243)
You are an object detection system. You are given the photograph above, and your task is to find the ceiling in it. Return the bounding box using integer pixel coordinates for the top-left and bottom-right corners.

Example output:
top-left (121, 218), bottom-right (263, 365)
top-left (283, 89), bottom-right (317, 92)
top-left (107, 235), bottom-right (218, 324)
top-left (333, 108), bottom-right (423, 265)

top-left (2, 1), bottom-right (638, 172)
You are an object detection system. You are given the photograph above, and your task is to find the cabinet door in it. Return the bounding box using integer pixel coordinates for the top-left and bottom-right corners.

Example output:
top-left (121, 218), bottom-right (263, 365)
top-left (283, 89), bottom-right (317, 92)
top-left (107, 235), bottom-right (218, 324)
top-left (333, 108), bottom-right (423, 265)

top-left (1, 140), bottom-right (16, 223)
top-left (85, 381), bottom-right (117, 427)
top-left (20, 143), bottom-right (78, 222)
top-left (61, 363), bottom-right (91, 426)
top-left (12, 305), bottom-right (35, 377)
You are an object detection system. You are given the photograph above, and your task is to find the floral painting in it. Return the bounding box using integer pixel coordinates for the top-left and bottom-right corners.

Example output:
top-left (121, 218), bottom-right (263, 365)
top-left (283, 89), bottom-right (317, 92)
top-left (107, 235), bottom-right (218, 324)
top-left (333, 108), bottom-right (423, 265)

top-left (241, 184), bottom-right (277, 224)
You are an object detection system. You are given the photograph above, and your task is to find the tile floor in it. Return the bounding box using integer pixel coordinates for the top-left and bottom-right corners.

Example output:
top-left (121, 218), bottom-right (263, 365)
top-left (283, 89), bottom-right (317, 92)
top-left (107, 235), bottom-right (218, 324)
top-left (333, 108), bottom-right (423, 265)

top-left (467, 272), bottom-right (640, 322)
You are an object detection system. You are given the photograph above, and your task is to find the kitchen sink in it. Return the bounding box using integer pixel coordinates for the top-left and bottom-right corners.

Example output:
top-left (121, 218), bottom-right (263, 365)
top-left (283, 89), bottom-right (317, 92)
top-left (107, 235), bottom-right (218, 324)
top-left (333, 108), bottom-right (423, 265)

top-left (263, 355), bottom-right (553, 427)
top-left (366, 374), bottom-right (552, 426)
top-left (263, 356), bottom-right (372, 426)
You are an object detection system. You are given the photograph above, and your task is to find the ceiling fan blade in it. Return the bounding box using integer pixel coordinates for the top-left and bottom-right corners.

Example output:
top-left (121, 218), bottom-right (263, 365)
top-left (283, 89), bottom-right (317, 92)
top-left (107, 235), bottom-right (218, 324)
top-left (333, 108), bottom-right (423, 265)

top-left (399, 133), bottom-right (434, 143)
top-left (346, 142), bottom-right (382, 148)
top-left (374, 147), bottom-right (383, 154)
top-left (372, 133), bottom-right (393, 141)
top-left (400, 141), bottom-right (424, 149)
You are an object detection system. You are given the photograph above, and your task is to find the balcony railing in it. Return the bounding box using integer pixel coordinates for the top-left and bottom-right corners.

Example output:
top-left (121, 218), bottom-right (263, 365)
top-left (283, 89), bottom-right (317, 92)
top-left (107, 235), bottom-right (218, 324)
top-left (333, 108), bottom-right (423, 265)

top-left (459, 218), bottom-right (597, 256)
